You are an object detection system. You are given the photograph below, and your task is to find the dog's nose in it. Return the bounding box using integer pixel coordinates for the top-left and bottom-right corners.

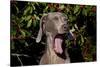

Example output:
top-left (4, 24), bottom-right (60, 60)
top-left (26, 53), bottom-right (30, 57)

top-left (67, 31), bottom-right (74, 40)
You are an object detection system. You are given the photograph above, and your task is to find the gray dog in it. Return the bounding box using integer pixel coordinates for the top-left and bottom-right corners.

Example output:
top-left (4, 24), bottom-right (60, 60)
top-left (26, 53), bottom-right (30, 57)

top-left (36, 12), bottom-right (74, 64)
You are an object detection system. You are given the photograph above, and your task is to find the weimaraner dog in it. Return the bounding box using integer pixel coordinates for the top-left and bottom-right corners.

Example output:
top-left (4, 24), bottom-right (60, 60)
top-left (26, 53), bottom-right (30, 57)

top-left (36, 12), bottom-right (74, 64)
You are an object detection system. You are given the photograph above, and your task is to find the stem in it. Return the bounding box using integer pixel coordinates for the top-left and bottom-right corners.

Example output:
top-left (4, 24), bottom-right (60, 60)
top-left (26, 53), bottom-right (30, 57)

top-left (16, 55), bottom-right (23, 66)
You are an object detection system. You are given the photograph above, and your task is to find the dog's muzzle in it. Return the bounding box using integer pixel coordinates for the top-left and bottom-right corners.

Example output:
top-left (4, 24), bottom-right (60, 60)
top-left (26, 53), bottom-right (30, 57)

top-left (53, 31), bottom-right (74, 54)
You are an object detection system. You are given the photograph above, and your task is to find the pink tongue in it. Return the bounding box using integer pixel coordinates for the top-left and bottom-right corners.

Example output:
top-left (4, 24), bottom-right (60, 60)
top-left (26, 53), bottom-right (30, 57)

top-left (54, 38), bottom-right (63, 54)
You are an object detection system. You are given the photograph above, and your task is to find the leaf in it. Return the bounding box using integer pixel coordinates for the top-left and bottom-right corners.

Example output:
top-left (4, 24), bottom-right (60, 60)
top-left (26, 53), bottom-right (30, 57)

top-left (32, 3), bottom-right (36, 10)
top-left (74, 24), bottom-right (78, 30)
top-left (34, 14), bottom-right (40, 20)
top-left (69, 15), bottom-right (76, 22)
top-left (33, 20), bottom-right (37, 28)
top-left (20, 30), bottom-right (26, 37)
top-left (35, 2), bottom-right (39, 6)
top-left (24, 7), bottom-right (30, 15)
top-left (85, 6), bottom-right (92, 12)
top-left (50, 7), bottom-right (55, 12)
top-left (70, 27), bottom-right (75, 32)
top-left (82, 8), bottom-right (87, 16)
top-left (30, 7), bottom-right (33, 14)
top-left (26, 15), bottom-right (31, 21)
top-left (24, 30), bottom-right (31, 36)
top-left (81, 35), bottom-right (84, 43)
top-left (76, 9), bottom-right (81, 16)
top-left (11, 29), bottom-right (16, 36)
top-left (27, 19), bottom-right (32, 28)
top-left (74, 5), bottom-right (80, 14)
top-left (25, 42), bottom-right (29, 46)
top-left (20, 17), bottom-right (25, 23)
top-left (11, 27), bottom-right (16, 36)
top-left (44, 6), bottom-right (48, 12)
top-left (14, 4), bottom-right (19, 13)
top-left (59, 5), bottom-right (64, 10)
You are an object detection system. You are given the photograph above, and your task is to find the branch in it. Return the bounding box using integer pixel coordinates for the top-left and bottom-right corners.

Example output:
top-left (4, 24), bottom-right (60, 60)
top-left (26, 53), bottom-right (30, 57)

top-left (11, 36), bottom-right (29, 40)
top-left (16, 55), bottom-right (23, 66)
top-left (11, 53), bottom-right (30, 66)
top-left (11, 36), bottom-right (46, 45)
top-left (11, 53), bottom-right (30, 57)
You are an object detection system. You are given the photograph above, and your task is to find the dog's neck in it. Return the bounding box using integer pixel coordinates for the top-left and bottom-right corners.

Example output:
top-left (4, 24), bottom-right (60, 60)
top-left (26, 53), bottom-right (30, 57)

top-left (46, 33), bottom-right (54, 52)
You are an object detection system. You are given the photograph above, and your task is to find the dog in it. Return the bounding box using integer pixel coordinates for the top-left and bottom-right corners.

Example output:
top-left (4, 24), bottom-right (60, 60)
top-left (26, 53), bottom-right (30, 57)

top-left (36, 12), bottom-right (74, 64)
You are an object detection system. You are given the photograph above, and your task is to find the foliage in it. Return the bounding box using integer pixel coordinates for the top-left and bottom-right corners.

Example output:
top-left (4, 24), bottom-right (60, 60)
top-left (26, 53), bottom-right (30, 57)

top-left (11, 1), bottom-right (96, 65)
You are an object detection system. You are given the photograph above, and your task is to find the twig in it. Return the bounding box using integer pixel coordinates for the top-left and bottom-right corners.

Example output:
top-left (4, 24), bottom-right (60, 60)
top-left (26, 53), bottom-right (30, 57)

top-left (10, 35), bottom-right (36, 40)
top-left (16, 55), bottom-right (23, 66)
top-left (12, 53), bottom-right (25, 66)
top-left (11, 53), bottom-right (31, 66)
top-left (11, 53), bottom-right (30, 57)
top-left (11, 36), bottom-right (46, 45)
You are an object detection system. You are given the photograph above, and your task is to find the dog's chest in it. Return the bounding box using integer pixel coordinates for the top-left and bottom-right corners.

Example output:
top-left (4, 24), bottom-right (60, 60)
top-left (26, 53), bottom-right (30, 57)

top-left (44, 48), bottom-right (65, 64)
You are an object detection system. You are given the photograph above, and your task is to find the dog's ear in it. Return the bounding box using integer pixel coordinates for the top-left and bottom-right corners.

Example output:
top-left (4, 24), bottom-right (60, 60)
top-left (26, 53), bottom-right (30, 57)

top-left (36, 15), bottom-right (47, 43)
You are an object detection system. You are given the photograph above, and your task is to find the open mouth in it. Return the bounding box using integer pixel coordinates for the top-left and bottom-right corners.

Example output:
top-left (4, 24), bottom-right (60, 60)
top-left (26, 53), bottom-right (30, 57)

top-left (53, 34), bottom-right (64, 54)
top-left (53, 32), bottom-right (74, 54)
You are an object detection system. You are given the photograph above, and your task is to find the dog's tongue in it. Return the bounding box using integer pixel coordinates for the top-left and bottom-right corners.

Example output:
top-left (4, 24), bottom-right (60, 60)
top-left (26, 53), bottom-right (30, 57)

top-left (54, 38), bottom-right (63, 54)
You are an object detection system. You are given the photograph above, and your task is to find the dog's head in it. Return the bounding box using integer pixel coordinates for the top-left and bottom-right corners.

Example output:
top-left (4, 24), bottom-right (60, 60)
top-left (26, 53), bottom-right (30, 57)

top-left (36, 12), bottom-right (74, 54)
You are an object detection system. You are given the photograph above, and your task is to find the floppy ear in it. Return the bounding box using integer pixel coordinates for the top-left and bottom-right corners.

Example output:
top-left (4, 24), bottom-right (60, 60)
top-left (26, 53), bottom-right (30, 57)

top-left (36, 15), bottom-right (47, 43)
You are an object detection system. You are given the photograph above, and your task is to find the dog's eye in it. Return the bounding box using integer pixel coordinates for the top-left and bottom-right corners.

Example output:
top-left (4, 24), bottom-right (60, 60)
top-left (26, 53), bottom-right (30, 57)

top-left (64, 18), bottom-right (67, 21)
top-left (54, 17), bottom-right (58, 20)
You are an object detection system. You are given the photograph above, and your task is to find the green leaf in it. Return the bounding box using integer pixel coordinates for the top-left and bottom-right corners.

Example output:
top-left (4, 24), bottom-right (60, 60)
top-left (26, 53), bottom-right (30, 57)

top-left (44, 6), bottom-right (48, 12)
top-left (72, 16), bottom-right (76, 21)
top-left (25, 42), bottom-right (29, 46)
top-left (20, 17), bottom-right (25, 23)
top-left (74, 24), bottom-right (78, 30)
top-left (59, 5), bottom-right (64, 10)
top-left (82, 8), bottom-right (87, 16)
top-left (20, 30), bottom-right (26, 37)
top-left (14, 5), bottom-right (19, 13)
top-left (24, 7), bottom-right (30, 15)
top-left (34, 14), bottom-right (40, 20)
top-left (85, 6), bottom-right (92, 12)
top-left (33, 20), bottom-right (38, 28)
top-left (30, 7), bottom-right (33, 14)
top-left (11, 30), bottom-right (16, 36)
top-left (11, 27), bottom-right (16, 36)
top-left (26, 15), bottom-right (32, 21)
top-left (50, 7), bottom-right (55, 12)
top-left (81, 35), bottom-right (84, 43)
top-left (74, 5), bottom-right (80, 14)
top-left (26, 31), bottom-right (31, 36)
top-left (32, 3), bottom-right (36, 10)
top-left (35, 2), bottom-right (39, 6)
top-left (76, 9), bottom-right (81, 16)
top-left (27, 19), bottom-right (32, 28)
top-left (69, 15), bottom-right (76, 22)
